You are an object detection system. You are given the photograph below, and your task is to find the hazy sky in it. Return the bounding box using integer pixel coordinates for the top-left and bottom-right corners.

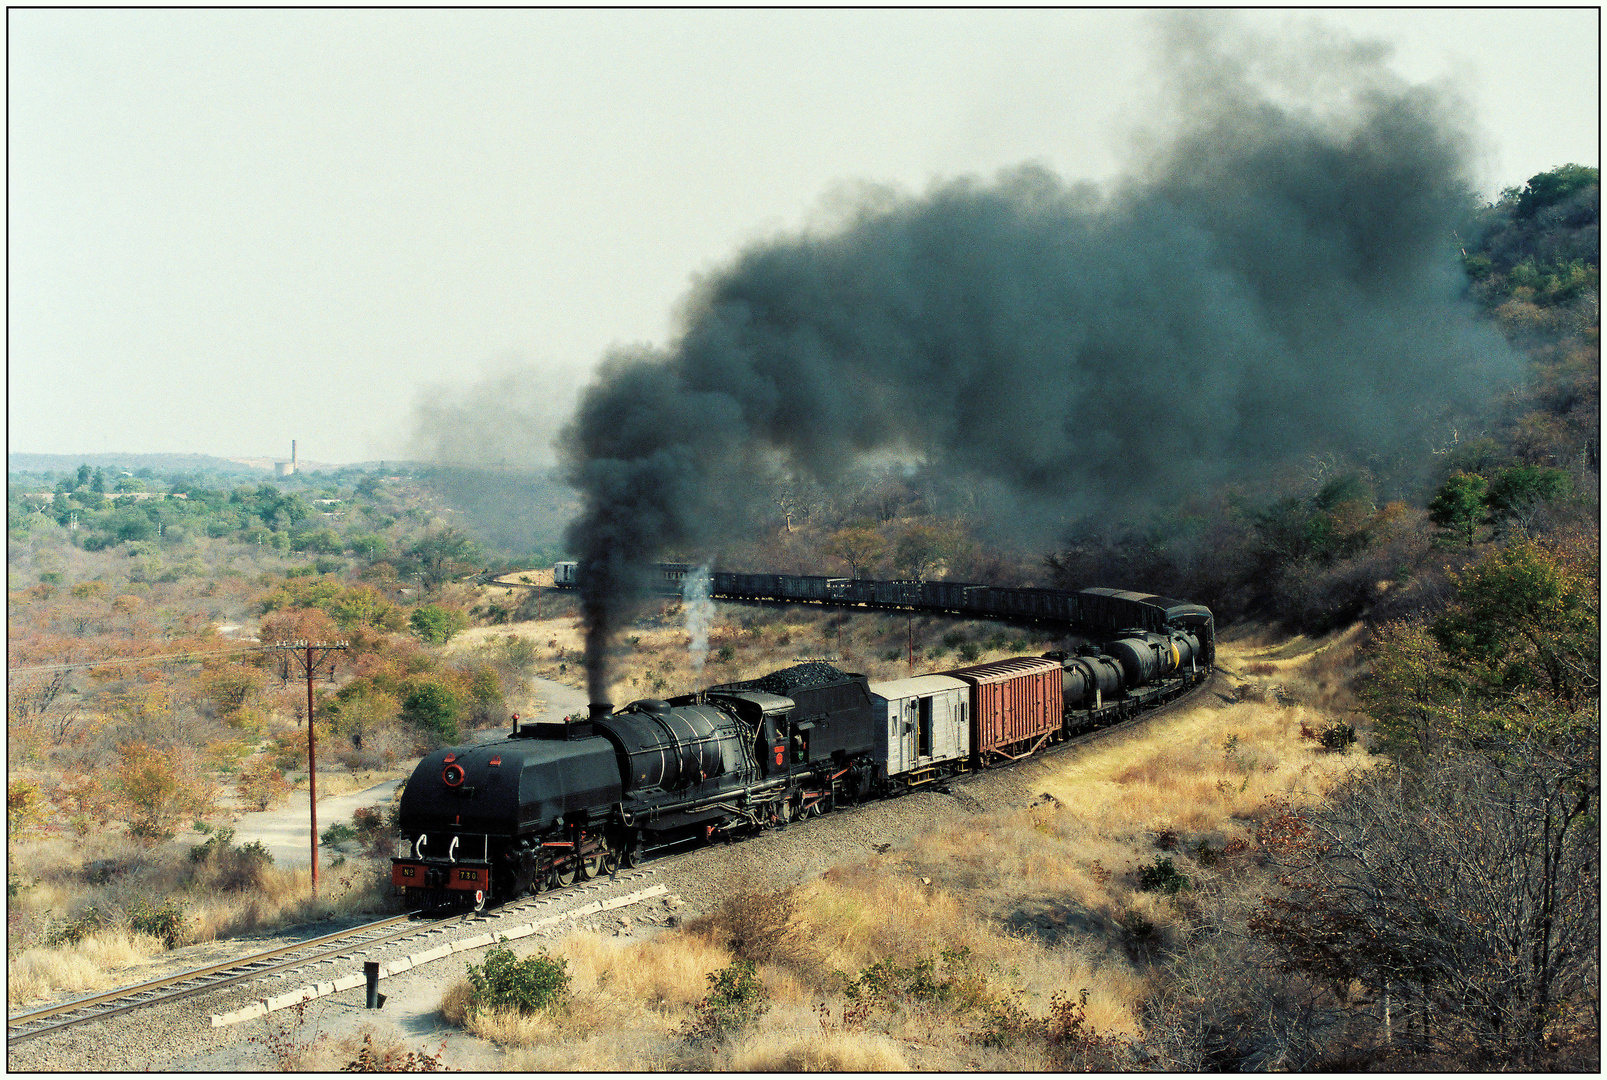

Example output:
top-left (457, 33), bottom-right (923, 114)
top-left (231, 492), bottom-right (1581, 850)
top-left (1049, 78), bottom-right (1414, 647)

top-left (9, 9), bottom-right (1599, 465)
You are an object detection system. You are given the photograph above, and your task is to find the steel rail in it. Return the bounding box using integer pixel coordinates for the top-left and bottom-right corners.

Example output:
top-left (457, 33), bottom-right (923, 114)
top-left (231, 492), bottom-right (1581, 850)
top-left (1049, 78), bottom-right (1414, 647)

top-left (6, 910), bottom-right (431, 1043)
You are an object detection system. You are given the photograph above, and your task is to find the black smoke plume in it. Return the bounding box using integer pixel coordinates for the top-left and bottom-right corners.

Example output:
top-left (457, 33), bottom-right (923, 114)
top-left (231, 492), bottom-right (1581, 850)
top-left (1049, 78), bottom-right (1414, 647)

top-left (558, 16), bottom-right (1522, 700)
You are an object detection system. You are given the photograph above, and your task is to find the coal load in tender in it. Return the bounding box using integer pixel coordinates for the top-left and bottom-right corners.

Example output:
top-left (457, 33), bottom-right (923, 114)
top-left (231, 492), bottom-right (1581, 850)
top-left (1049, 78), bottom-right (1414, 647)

top-left (709, 661), bottom-right (856, 697)
top-left (710, 662), bottom-right (879, 768)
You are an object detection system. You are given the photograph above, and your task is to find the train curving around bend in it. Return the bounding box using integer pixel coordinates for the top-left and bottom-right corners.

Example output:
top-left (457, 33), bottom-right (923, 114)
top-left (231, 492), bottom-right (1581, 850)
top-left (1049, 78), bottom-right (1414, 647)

top-left (390, 569), bottom-right (1213, 909)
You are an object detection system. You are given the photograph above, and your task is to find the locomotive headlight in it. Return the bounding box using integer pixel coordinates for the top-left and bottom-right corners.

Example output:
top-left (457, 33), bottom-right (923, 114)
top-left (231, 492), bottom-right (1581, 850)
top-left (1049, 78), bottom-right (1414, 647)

top-left (442, 762), bottom-right (466, 787)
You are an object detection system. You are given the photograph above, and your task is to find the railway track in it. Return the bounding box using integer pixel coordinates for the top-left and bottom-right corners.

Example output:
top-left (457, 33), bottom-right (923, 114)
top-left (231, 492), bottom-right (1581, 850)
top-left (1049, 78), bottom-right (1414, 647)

top-left (7, 867), bottom-right (662, 1046)
top-left (6, 911), bottom-right (436, 1045)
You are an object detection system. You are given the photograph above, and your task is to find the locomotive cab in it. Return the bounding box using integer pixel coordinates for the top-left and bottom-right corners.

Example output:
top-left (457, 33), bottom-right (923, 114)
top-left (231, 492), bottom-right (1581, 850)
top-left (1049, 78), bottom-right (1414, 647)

top-left (704, 690), bottom-right (795, 776)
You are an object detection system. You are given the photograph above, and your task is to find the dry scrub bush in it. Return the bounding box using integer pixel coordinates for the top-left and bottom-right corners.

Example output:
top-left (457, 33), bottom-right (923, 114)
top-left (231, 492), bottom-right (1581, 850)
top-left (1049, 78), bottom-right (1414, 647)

top-left (289, 1025), bottom-right (449, 1072)
top-left (686, 883), bottom-right (804, 967)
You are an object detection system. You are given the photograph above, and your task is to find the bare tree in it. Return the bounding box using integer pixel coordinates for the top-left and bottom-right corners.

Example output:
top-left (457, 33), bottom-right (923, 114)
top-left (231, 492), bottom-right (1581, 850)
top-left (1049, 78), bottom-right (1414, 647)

top-left (1253, 716), bottom-right (1599, 1065)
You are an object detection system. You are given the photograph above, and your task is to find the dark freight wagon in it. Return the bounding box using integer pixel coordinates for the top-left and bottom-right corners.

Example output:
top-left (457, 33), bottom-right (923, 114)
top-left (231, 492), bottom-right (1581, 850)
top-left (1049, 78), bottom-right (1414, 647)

top-left (943, 655), bottom-right (1064, 764)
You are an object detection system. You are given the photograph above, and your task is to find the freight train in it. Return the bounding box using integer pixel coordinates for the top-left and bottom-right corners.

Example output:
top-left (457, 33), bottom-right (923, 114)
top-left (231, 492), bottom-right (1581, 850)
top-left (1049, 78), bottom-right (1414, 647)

top-left (390, 570), bottom-right (1212, 909)
top-left (551, 562), bottom-right (1214, 661)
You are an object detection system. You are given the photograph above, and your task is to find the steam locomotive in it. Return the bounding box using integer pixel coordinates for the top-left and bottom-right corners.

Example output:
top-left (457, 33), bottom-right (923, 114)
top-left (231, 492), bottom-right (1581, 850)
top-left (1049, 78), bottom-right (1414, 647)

top-left (390, 574), bottom-right (1212, 909)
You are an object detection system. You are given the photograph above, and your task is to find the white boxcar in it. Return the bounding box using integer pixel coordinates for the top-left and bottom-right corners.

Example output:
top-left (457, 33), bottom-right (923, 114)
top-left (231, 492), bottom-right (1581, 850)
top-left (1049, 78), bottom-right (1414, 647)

top-left (868, 674), bottom-right (970, 780)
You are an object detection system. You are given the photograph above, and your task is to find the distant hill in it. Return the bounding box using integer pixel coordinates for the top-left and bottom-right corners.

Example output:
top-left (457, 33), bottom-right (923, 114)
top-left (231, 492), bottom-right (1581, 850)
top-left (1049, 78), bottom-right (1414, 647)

top-left (7, 452), bottom-right (390, 479)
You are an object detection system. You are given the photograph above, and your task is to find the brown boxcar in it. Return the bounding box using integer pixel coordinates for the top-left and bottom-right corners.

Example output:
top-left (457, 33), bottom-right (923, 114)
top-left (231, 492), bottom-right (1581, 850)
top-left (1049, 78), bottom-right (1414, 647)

top-left (942, 656), bottom-right (1064, 763)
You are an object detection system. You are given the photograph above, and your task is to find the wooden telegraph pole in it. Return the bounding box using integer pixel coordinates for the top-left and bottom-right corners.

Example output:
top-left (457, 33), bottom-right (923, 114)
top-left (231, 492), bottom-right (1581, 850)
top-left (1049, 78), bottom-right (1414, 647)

top-left (267, 639), bottom-right (349, 896)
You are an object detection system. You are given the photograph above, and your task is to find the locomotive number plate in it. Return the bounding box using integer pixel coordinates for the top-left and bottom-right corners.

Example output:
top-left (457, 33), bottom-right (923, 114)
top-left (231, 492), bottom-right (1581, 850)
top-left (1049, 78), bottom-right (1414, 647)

top-left (400, 867), bottom-right (416, 877)
top-left (458, 870), bottom-right (479, 882)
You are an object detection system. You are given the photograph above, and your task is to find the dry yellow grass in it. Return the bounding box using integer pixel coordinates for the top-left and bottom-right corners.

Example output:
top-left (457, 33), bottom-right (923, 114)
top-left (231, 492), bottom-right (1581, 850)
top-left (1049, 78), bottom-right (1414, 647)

top-left (8, 928), bottom-right (166, 1007)
top-left (182, 860), bottom-right (399, 942)
top-left (1050, 700), bottom-right (1365, 821)
top-left (725, 1009), bottom-right (911, 1070)
top-left (587, 931), bottom-right (733, 1007)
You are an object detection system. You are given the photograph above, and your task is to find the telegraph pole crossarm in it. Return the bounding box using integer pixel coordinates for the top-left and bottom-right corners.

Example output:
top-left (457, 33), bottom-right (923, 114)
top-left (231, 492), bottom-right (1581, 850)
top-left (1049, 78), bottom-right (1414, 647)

top-left (264, 639), bottom-right (350, 897)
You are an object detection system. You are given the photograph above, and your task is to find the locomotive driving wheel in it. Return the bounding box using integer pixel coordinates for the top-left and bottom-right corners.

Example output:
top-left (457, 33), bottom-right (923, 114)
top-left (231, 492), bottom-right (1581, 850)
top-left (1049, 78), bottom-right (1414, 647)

top-left (598, 841), bottom-right (620, 876)
top-left (555, 856), bottom-right (579, 888)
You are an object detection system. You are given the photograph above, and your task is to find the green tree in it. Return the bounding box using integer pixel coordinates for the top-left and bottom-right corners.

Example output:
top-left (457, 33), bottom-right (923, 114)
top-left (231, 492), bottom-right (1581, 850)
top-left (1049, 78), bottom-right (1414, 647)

top-left (324, 586), bottom-right (406, 633)
top-left (1430, 538), bottom-right (1598, 706)
top-left (1484, 465), bottom-right (1572, 537)
top-left (892, 521), bottom-right (959, 581)
top-left (465, 665), bottom-right (503, 726)
top-left (1427, 471), bottom-right (1489, 546)
top-left (294, 528), bottom-right (345, 555)
top-left (821, 526), bottom-right (889, 578)
top-left (347, 533), bottom-right (389, 559)
top-left (401, 679), bottom-right (460, 742)
top-left (406, 528), bottom-right (481, 594)
top-left (1514, 163), bottom-right (1599, 219)
top-left (200, 664), bottom-right (268, 726)
top-left (410, 603), bottom-right (467, 645)
top-left (1366, 536), bottom-right (1599, 753)
top-left (328, 682), bottom-right (401, 742)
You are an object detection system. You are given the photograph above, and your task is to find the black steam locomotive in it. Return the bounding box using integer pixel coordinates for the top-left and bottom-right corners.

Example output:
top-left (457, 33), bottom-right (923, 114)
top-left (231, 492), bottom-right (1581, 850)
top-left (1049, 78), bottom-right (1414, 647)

top-left (391, 580), bottom-right (1211, 909)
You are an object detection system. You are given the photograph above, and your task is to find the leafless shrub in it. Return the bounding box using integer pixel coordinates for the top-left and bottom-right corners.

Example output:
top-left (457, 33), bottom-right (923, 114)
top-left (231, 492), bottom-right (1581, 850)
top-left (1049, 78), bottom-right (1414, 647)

top-left (688, 885), bottom-right (803, 967)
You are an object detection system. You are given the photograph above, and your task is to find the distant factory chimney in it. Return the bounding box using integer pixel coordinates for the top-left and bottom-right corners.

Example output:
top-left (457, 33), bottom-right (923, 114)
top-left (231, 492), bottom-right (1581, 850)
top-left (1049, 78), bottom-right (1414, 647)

top-left (275, 440), bottom-right (297, 478)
